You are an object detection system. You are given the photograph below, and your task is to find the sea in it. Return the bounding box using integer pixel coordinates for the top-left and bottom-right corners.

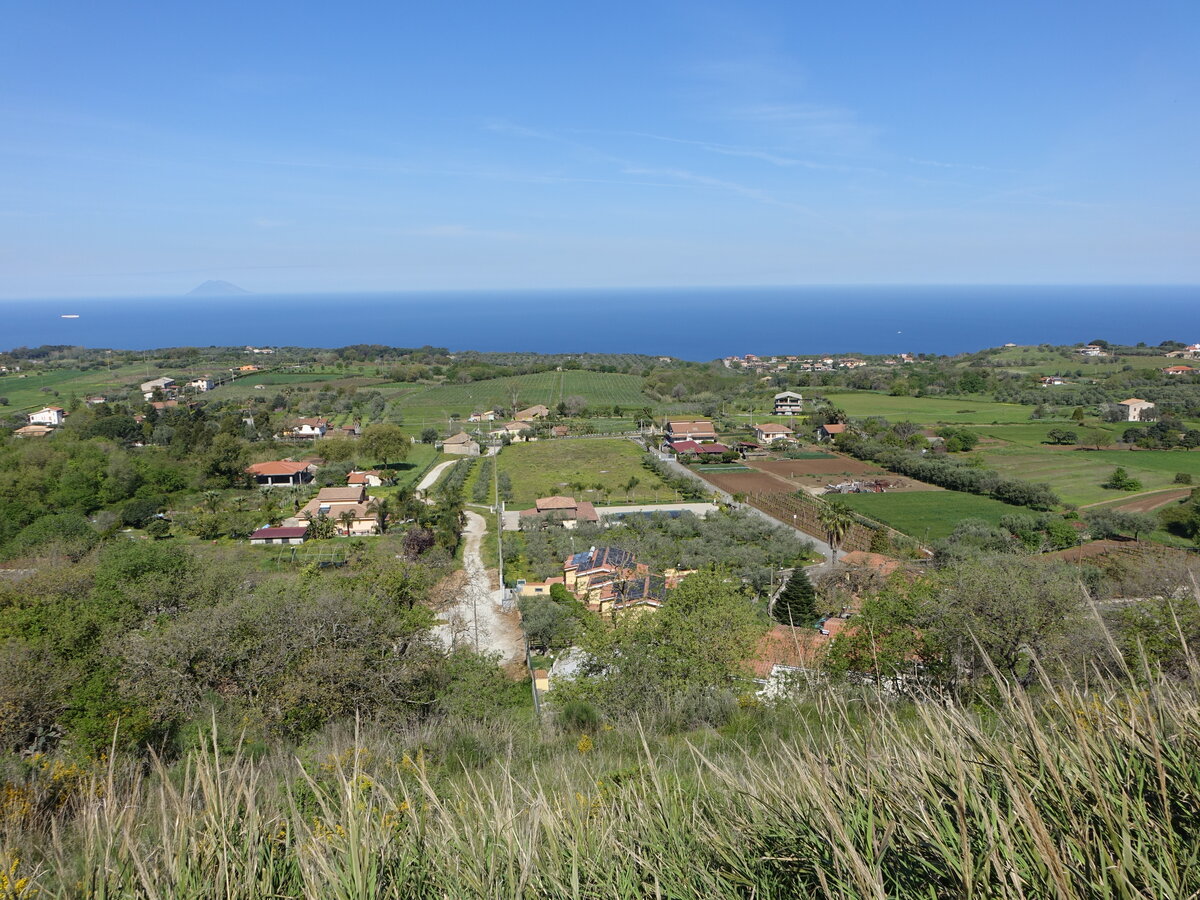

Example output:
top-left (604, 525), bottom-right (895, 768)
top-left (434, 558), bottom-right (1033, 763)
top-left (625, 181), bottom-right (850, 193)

top-left (2, 285), bottom-right (1198, 361)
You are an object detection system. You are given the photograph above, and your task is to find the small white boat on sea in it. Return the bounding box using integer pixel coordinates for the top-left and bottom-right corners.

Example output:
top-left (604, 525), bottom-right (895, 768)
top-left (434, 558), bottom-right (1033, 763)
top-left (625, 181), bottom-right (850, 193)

top-left (60, 314), bottom-right (80, 319)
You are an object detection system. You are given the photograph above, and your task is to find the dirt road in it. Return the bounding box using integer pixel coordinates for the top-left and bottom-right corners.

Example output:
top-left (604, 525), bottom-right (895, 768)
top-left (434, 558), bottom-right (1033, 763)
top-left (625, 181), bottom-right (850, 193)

top-left (431, 511), bottom-right (524, 663)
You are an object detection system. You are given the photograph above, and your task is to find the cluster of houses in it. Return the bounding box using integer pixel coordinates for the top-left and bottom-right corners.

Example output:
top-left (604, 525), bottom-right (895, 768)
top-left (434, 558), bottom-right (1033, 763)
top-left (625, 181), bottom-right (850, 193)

top-left (278, 416), bottom-right (361, 441)
top-left (440, 405), bottom-right (552, 456)
top-left (246, 457), bottom-right (391, 544)
top-left (1166, 343), bottom-right (1200, 359)
top-left (723, 354), bottom-right (914, 373)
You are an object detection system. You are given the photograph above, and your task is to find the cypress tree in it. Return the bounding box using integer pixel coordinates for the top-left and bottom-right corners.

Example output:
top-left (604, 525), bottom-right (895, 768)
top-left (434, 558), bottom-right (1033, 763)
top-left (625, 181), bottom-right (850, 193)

top-left (773, 567), bottom-right (816, 627)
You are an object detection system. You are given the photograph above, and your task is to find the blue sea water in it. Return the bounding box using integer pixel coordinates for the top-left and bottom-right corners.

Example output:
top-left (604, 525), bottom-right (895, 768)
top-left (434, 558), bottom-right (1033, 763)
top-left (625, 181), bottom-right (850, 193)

top-left (1, 286), bottom-right (1197, 360)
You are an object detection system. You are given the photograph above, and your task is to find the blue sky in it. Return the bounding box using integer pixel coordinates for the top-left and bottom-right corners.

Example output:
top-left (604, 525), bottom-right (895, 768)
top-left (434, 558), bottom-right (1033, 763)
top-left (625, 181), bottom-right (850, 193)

top-left (2, 0), bottom-right (1198, 297)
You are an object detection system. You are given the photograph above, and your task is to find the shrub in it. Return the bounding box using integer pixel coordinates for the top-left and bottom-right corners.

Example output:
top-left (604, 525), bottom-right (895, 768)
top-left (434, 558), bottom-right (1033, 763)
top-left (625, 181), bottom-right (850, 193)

top-left (1174, 472), bottom-right (1193, 485)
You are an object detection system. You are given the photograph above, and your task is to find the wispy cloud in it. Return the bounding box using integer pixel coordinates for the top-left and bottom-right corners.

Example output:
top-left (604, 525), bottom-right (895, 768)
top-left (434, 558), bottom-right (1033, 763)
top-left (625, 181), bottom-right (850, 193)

top-left (592, 129), bottom-right (883, 174)
top-left (621, 165), bottom-right (814, 214)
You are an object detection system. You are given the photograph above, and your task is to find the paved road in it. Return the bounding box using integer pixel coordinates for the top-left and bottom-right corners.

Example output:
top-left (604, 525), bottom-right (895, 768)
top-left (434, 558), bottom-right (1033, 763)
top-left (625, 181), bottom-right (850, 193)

top-left (431, 511), bottom-right (524, 663)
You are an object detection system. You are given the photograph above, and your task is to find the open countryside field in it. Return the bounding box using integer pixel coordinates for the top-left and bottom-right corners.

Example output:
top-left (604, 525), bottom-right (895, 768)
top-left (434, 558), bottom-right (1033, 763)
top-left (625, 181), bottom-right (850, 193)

top-left (0, 365), bottom-right (153, 411)
top-left (819, 391), bottom-right (1034, 424)
top-left (969, 422), bottom-right (1123, 447)
top-left (376, 371), bottom-right (658, 427)
top-left (837, 490), bottom-right (1023, 540)
top-left (496, 438), bottom-right (670, 509)
top-left (975, 445), bottom-right (1200, 507)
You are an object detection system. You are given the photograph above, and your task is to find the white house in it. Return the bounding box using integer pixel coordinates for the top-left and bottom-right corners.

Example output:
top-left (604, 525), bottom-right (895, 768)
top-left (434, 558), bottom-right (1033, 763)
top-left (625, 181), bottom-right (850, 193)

top-left (28, 406), bottom-right (65, 427)
top-left (347, 470), bottom-right (385, 487)
top-left (1118, 398), bottom-right (1156, 422)
top-left (773, 391), bottom-right (804, 415)
top-left (753, 423), bottom-right (794, 444)
top-left (187, 377), bottom-right (214, 392)
top-left (468, 410), bottom-right (498, 422)
top-left (1077, 345), bottom-right (1108, 357)
top-left (287, 417), bottom-right (329, 438)
top-left (140, 376), bottom-right (175, 400)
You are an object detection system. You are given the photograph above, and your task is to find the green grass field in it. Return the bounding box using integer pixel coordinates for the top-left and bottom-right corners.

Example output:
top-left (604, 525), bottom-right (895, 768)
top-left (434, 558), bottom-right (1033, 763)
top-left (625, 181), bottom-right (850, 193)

top-left (836, 490), bottom-right (1023, 539)
top-left (819, 391), bottom-right (1034, 424)
top-left (375, 371), bottom-right (658, 428)
top-left (974, 445), bottom-right (1200, 506)
top-left (969, 422), bottom-right (1121, 447)
top-left (496, 438), bottom-right (670, 509)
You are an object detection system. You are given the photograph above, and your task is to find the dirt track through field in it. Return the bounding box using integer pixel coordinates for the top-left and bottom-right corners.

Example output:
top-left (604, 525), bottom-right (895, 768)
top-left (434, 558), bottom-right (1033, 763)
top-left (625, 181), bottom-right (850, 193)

top-left (1091, 488), bottom-right (1192, 514)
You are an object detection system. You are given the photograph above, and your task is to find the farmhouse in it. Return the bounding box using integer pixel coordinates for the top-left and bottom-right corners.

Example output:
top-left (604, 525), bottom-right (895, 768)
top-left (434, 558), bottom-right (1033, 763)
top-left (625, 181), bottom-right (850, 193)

top-left (347, 470), bottom-right (385, 487)
top-left (665, 419), bottom-right (717, 444)
top-left (490, 421), bottom-right (533, 442)
top-left (249, 525), bottom-right (308, 545)
top-left (246, 460), bottom-right (317, 487)
top-left (753, 423), bottom-right (794, 444)
top-left (468, 410), bottom-right (498, 422)
top-left (1117, 398), bottom-right (1156, 422)
top-left (12, 424), bottom-right (54, 438)
top-left (1077, 345), bottom-right (1108, 357)
top-left (140, 376), bottom-right (175, 400)
top-left (286, 417), bottom-right (329, 439)
top-left (1163, 365), bottom-right (1195, 375)
top-left (299, 485), bottom-right (381, 536)
top-left (441, 432), bottom-right (480, 456)
top-left (28, 406), bottom-right (65, 427)
top-left (816, 423), bottom-right (848, 442)
top-left (1039, 376), bottom-right (1066, 386)
top-left (187, 377), bottom-right (214, 392)
top-left (518, 496), bottom-right (599, 528)
top-left (515, 405), bottom-right (550, 421)
top-left (773, 391), bottom-right (804, 415)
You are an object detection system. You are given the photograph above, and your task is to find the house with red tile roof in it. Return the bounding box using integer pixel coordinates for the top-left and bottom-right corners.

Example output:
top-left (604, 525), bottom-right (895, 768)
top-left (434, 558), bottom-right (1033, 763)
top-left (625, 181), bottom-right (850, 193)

top-left (246, 459), bottom-right (317, 487)
top-left (816, 423), bottom-right (848, 441)
top-left (249, 524), bottom-right (309, 545)
top-left (519, 496), bottom-right (599, 528)
top-left (347, 469), bottom-right (385, 487)
top-left (665, 420), bottom-right (717, 443)
top-left (1117, 398), bottom-right (1155, 422)
top-left (753, 423), bottom-right (794, 444)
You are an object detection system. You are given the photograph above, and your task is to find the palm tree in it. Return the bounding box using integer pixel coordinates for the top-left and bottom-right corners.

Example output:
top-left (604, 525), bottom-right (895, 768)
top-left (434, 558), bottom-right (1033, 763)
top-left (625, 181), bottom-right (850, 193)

top-left (201, 490), bottom-right (221, 513)
top-left (369, 497), bottom-right (390, 534)
top-left (818, 500), bottom-right (856, 561)
top-left (338, 508), bottom-right (357, 536)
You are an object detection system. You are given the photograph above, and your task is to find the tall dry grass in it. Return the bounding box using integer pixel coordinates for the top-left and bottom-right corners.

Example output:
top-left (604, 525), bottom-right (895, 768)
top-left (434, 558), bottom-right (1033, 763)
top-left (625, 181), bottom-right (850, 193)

top-left (2, 672), bottom-right (1199, 899)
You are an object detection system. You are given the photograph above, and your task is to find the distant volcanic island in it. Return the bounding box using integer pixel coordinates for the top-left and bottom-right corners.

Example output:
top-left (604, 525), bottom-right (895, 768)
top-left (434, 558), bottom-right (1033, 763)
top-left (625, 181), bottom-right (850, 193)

top-left (186, 280), bottom-right (251, 296)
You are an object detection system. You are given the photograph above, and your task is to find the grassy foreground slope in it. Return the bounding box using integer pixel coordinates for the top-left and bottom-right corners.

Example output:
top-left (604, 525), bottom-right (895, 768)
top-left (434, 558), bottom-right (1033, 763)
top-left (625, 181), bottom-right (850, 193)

top-left (9, 682), bottom-right (1198, 898)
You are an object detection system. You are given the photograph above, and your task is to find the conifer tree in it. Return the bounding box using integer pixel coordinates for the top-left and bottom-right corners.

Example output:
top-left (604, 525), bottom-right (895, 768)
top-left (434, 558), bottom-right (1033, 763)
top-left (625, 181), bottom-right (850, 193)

top-left (773, 567), bottom-right (817, 627)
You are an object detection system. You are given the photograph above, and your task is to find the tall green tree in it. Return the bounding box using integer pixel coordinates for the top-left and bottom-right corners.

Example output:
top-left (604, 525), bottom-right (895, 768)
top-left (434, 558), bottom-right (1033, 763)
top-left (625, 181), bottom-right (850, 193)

top-left (772, 567), bottom-right (817, 627)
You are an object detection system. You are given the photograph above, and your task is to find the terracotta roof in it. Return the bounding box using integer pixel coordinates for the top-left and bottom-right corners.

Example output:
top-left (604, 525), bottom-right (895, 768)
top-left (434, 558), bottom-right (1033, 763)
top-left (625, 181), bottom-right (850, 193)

top-left (250, 526), bottom-right (309, 540)
top-left (1118, 398), bottom-right (1149, 406)
top-left (13, 424), bottom-right (54, 436)
top-left (246, 460), bottom-right (313, 476)
top-left (755, 423), bottom-right (793, 434)
top-left (292, 417), bottom-right (329, 427)
top-left (749, 625), bottom-right (834, 677)
top-left (346, 470), bottom-right (383, 484)
top-left (443, 432), bottom-right (475, 444)
top-left (667, 420), bottom-right (715, 435)
top-left (821, 423), bottom-right (848, 433)
top-left (536, 496), bottom-right (578, 511)
top-left (837, 551), bottom-right (902, 576)
top-left (315, 486), bottom-right (366, 503)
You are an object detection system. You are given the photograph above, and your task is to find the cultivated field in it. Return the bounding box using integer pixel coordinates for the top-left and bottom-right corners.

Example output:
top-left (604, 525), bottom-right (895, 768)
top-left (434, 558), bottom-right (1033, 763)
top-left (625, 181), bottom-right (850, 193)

top-left (976, 445), bottom-right (1200, 507)
top-left (837, 490), bottom-right (1023, 539)
top-left (819, 391), bottom-right (1034, 424)
top-left (496, 438), bottom-right (670, 509)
